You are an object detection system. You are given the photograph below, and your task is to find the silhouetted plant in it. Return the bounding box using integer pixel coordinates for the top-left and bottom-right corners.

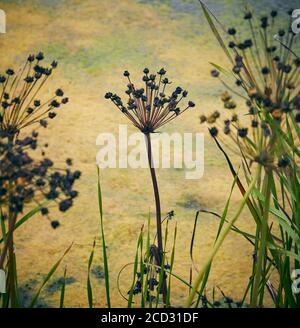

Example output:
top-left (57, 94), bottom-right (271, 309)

top-left (105, 68), bottom-right (194, 304)
top-left (0, 53), bottom-right (81, 308)
top-left (189, 2), bottom-right (300, 308)
top-left (0, 53), bottom-right (68, 139)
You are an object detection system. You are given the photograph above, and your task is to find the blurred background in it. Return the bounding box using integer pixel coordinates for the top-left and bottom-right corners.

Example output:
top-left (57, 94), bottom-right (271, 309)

top-left (0, 0), bottom-right (298, 307)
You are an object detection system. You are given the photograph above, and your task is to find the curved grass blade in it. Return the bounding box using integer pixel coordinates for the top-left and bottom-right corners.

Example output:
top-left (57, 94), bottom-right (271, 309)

top-left (212, 135), bottom-right (261, 225)
top-left (199, 1), bottom-right (234, 64)
top-left (29, 242), bottom-right (73, 308)
top-left (186, 167), bottom-right (260, 307)
top-left (87, 239), bottom-right (96, 308)
top-left (0, 202), bottom-right (48, 244)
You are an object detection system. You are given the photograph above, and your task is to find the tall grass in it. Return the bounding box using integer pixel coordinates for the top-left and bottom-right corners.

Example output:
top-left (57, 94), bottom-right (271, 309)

top-left (194, 1), bottom-right (300, 308)
top-left (97, 167), bottom-right (111, 308)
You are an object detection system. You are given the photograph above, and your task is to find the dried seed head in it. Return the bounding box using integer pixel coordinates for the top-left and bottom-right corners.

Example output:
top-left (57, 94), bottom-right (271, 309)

top-left (105, 68), bottom-right (195, 133)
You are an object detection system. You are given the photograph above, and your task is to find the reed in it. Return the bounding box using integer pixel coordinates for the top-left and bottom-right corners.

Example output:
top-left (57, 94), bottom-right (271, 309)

top-left (195, 1), bottom-right (300, 308)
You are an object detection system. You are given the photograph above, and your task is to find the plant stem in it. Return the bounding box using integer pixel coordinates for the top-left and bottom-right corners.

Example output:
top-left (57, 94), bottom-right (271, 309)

top-left (145, 134), bottom-right (163, 259)
top-left (251, 169), bottom-right (272, 308)
top-left (144, 133), bottom-right (167, 304)
top-left (186, 166), bottom-right (260, 307)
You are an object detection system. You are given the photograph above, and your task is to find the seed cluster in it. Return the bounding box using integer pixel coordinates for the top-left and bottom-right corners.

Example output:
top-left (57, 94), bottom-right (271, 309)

top-left (0, 54), bottom-right (80, 228)
top-left (0, 134), bottom-right (81, 228)
top-left (0, 53), bottom-right (69, 138)
top-left (105, 69), bottom-right (195, 133)
top-left (201, 9), bottom-right (300, 169)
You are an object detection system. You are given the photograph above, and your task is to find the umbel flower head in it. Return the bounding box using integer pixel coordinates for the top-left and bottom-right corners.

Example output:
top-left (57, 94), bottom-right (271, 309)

top-left (201, 8), bottom-right (300, 170)
top-left (0, 52), bottom-right (69, 138)
top-left (105, 68), bottom-right (195, 133)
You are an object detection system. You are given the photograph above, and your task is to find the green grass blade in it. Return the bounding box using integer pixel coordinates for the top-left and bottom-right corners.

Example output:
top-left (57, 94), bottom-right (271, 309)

top-left (59, 267), bottom-right (67, 308)
top-left (209, 62), bottom-right (231, 76)
top-left (186, 166), bottom-right (260, 307)
top-left (0, 202), bottom-right (48, 244)
top-left (87, 239), bottom-right (96, 308)
top-left (199, 1), bottom-right (234, 64)
top-left (166, 223), bottom-right (177, 307)
top-left (128, 228), bottom-right (143, 308)
top-left (97, 167), bottom-right (111, 308)
top-left (28, 242), bottom-right (73, 308)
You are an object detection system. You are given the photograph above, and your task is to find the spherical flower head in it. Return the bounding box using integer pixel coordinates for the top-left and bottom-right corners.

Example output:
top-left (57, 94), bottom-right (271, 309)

top-left (261, 17), bottom-right (269, 29)
top-left (36, 52), bottom-right (44, 61)
top-left (157, 68), bottom-right (166, 75)
top-left (59, 199), bottom-right (73, 212)
top-left (228, 28), bottom-right (237, 36)
top-left (209, 127), bottom-right (218, 137)
top-left (51, 61), bottom-right (58, 69)
top-left (6, 69), bottom-right (14, 76)
top-left (56, 89), bottom-right (64, 97)
top-left (211, 70), bottom-right (220, 78)
top-left (244, 12), bottom-right (252, 20)
top-left (278, 158), bottom-right (289, 168)
top-left (27, 54), bottom-right (35, 62)
top-left (238, 128), bottom-right (248, 138)
top-left (51, 220), bottom-right (60, 229)
top-left (200, 115), bottom-right (207, 124)
top-left (270, 10), bottom-right (277, 18)
top-left (188, 101), bottom-right (195, 108)
top-left (48, 112), bottom-right (56, 119)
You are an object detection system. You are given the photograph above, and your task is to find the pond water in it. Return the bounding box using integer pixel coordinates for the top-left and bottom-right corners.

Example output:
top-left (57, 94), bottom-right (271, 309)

top-left (0, 0), bottom-right (298, 307)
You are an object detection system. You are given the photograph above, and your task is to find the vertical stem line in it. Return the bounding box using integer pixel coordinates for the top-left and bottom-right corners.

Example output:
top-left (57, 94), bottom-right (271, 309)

top-left (144, 133), bottom-right (167, 303)
top-left (145, 133), bottom-right (163, 259)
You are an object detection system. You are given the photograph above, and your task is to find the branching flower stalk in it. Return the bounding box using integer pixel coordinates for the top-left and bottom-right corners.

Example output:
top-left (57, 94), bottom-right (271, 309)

top-left (105, 68), bottom-right (195, 304)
